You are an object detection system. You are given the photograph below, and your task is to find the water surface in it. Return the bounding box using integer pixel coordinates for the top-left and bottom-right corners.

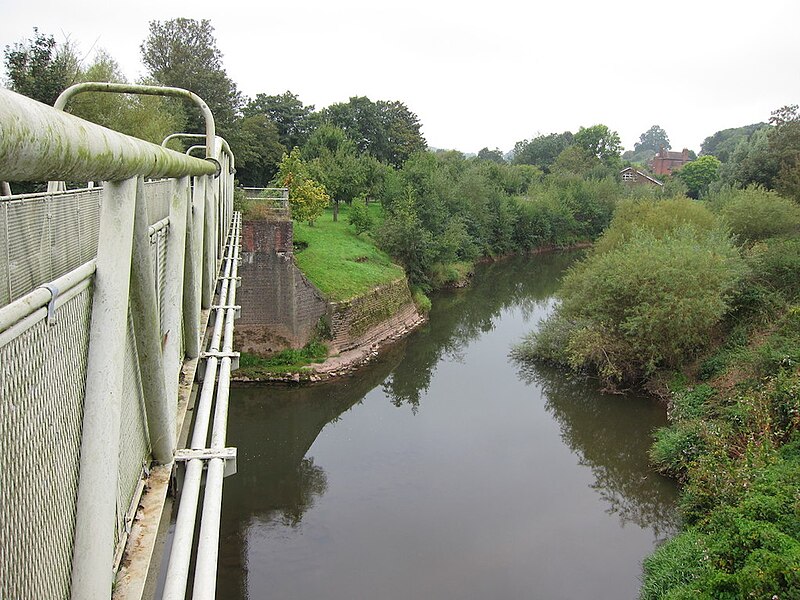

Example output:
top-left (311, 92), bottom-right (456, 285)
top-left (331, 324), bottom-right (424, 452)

top-left (218, 252), bottom-right (678, 599)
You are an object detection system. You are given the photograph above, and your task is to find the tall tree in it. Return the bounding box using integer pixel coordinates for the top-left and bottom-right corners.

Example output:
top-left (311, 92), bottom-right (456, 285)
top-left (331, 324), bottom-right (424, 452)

top-left (3, 28), bottom-right (78, 105)
top-left (243, 91), bottom-right (316, 150)
top-left (229, 115), bottom-right (285, 187)
top-left (477, 147), bottom-right (505, 164)
top-left (573, 124), bottom-right (622, 167)
top-left (140, 18), bottom-right (242, 135)
top-left (700, 123), bottom-right (767, 162)
top-left (512, 131), bottom-right (573, 172)
top-left (634, 125), bottom-right (670, 154)
top-left (321, 96), bottom-right (425, 167)
top-left (677, 155), bottom-right (721, 198)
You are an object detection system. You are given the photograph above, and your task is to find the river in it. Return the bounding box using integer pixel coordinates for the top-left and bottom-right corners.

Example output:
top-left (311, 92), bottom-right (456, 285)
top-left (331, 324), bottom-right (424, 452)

top-left (217, 251), bottom-right (679, 599)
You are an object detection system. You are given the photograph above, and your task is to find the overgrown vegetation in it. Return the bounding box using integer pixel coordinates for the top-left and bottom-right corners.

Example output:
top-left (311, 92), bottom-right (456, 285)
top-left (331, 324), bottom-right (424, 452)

top-left (514, 186), bottom-right (800, 597)
top-left (237, 342), bottom-right (329, 377)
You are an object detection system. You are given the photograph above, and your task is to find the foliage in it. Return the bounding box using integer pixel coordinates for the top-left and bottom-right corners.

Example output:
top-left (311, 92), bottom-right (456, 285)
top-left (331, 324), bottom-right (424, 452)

top-left (348, 198), bottom-right (374, 234)
top-left (676, 155), bottom-right (721, 198)
top-left (710, 185), bottom-right (800, 242)
top-left (140, 18), bottom-right (242, 135)
top-left (3, 28), bottom-right (78, 105)
top-left (634, 124), bottom-right (671, 154)
top-left (477, 147), bottom-right (505, 163)
top-left (293, 204), bottom-right (405, 301)
top-left (243, 91), bottom-right (316, 151)
top-left (593, 196), bottom-right (718, 254)
top-left (238, 342), bottom-right (329, 376)
top-left (229, 114), bottom-right (285, 186)
top-left (700, 123), bottom-right (767, 163)
top-left (512, 131), bottom-right (573, 172)
top-left (572, 124), bottom-right (622, 167)
top-left (276, 149), bottom-right (329, 225)
top-left (321, 96), bottom-right (426, 167)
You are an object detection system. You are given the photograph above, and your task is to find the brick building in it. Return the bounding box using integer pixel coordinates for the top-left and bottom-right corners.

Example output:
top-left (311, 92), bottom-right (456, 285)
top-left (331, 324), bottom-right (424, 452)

top-left (651, 147), bottom-right (691, 175)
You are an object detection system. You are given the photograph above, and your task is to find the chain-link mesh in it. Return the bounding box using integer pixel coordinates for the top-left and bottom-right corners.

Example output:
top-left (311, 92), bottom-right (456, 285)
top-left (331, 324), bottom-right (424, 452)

top-left (116, 311), bottom-right (151, 551)
top-left (145, 179), bottom-right (171, 224)
top-left (0, 285), bottom-right (93, 600)
top-left (0, 204), bottom-right (9, 307)
top-left (0, 190), bottom-right (101, 308)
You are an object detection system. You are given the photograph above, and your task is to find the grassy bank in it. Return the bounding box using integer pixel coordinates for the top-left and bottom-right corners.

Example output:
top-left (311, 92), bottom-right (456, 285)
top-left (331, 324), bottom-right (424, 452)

top-left (293, 203), bottom-right (405, 302)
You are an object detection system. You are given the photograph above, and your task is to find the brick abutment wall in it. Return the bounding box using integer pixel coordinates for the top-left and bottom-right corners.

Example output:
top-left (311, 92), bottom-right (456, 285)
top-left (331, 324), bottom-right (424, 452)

top-left (236, 218), bottom-right (420, 356)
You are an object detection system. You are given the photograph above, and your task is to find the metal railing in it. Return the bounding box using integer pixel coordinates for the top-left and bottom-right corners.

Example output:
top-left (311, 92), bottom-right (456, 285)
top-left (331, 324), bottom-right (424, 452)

top-left (0, 85), bottom-right (238, 600)
top-left (241, 186), bottom-right (289, 210)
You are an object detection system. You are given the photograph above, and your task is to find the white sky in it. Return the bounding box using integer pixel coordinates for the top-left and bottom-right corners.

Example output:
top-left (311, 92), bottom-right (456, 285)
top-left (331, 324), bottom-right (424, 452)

top-left (3, 0), bottom-right (799, 154)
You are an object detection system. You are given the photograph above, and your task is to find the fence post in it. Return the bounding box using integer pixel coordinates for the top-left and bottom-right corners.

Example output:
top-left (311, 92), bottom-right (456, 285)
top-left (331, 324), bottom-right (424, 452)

top-left (129, 179), bottom-right (174, 464)
top-left (162, 176), bottom-right (189, 415)
top-left (184, 176), bottom-right (205, 357)
top-left (202, 175), bottom-right (216, 309)
top-left (70, 177), bottom-right (138, 600)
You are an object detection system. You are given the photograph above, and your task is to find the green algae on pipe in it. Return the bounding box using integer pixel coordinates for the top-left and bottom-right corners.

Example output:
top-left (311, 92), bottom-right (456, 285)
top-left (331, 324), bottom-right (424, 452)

top-left (0, 88), bottom-right (217, 182)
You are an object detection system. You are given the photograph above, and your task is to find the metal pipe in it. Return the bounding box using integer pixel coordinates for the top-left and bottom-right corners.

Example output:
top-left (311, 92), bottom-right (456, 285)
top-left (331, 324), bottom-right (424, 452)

top-left (53, 82), bottom-right (216, 159)
top-left (129, 180), bottom-right (174, 464)
top-left (202, 178), bottom-right (216, 309)
top-left (70, 177), bottom-right (138, 600)
top-left (162, 134), bottom-right (235, 174)
top-left (0, 260), bottom-right (96, 334)
top-left (192, 213), bottom-right (240, 599)
top-left (161, 223), bottom-right (234, 600)
top-left (0, 89), bottom-right (216, 182)
top-left (186, 145), bottom-right (206, 157)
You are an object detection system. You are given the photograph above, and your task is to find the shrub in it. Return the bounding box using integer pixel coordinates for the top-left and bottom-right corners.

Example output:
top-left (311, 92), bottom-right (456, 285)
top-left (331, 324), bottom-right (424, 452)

top-left (593, 196), bottom-right (718, 254)
top-left (348, 197), bottom-right (374, 234)
top-left (713, 185), bottom-right (800, 242)
top-left (557, 225), bottom-right (745, 380)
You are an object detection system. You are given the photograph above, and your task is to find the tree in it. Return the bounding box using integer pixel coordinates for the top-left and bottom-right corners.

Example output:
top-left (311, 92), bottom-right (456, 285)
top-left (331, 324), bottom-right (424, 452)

top-left (275, 149), bottom-right (329, 225)
top-left (140, 18), bottom-right (242, 135)
top-left (677, 155), bottom-right (721, 198)
top-left (512, 131), bottom-right (573, 172)
top-left (321, 96), bottom-right (425, 167)
top-left (3, 28), bottom-right (78, 105)
top-left (243, 91), bottom-right (316, 150)
top-left (573, 124), bottom-right (622, 167)
top-left (477, 147), bottom-right (505, 163)
top-left (634, 125), bottom-right (670, 154)
top-left (700, 123), bottom-right (767, 163)
top-left (229, 115), bottom-right (285, 187)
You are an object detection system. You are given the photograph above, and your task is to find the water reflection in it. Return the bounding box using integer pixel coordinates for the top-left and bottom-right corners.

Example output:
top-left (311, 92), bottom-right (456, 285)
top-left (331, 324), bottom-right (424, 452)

top-left (218, 252), bottom-right (678, 600)
top-left (382, 252), bottom-right (578, 410)
top-left (516, 362), bottom-right (680, 537)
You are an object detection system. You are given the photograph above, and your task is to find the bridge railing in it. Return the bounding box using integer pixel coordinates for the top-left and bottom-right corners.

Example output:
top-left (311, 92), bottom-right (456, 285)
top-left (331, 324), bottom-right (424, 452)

top-left (0, 86), bottom-right (235, 600)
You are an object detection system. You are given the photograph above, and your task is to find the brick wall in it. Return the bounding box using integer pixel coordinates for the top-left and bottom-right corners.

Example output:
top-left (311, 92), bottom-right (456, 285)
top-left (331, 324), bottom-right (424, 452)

top-left (236, 217), bottom-right (327, 354)
top-left (236, 217), bottom-right (420, 357)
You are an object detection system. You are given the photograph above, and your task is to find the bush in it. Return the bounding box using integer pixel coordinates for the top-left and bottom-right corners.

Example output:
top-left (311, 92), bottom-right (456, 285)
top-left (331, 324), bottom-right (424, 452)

top-left (348, 197), bottom-right (374, 234)
top-left (593, 196), bottom-right (718, 254)
top-left (713, 185), bottom-right (800, 242)
top-left (557, 225), bottom-right (745, 381)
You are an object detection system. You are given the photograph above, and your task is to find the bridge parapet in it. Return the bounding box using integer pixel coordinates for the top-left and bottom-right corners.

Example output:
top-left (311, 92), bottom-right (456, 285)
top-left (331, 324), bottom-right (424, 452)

top-left (0, 86), bottom-right (237, 600)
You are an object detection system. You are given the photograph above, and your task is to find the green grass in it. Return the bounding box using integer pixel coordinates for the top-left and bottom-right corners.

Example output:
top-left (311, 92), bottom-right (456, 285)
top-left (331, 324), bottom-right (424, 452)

top-left (293, 203), bottom-right (405, 301)
top-left (238, 342), bottom-right (329, 377)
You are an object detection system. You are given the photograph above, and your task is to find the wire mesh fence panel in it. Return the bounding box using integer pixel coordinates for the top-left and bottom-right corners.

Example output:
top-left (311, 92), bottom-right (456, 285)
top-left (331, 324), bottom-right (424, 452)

top-left (49, 192), bottom-right (85, 277)
top-left (115, 311), bottom-right (152, 553)
top-left (145, 179), bottom-right (171, 225)
top-left (0, 286), bottom-right (93, 600)
top-left (0, 190), bottom-right (101, 308)
top-left (0, 204), bottom-right (9, 307)
top-left (5, 197), bottom-right (51, 303)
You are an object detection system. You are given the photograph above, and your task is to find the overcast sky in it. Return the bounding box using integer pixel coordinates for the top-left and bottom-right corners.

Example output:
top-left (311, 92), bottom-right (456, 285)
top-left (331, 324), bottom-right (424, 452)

top-left (3, 0), bottom-right (799, 155)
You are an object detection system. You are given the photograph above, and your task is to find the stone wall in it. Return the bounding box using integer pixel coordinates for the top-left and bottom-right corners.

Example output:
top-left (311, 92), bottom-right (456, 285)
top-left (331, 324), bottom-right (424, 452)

top-left (328, 278), bottom-right (417, 352)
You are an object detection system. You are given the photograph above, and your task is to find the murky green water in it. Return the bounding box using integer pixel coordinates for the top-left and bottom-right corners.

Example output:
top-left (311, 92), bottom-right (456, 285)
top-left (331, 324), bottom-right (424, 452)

top-left (217, 252), bottom-right (679, 600)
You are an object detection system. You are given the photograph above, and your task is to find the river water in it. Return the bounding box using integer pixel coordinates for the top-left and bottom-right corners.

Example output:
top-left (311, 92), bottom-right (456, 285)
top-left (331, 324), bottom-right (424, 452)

top-left (217, 252), bottom-right (679, 599)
